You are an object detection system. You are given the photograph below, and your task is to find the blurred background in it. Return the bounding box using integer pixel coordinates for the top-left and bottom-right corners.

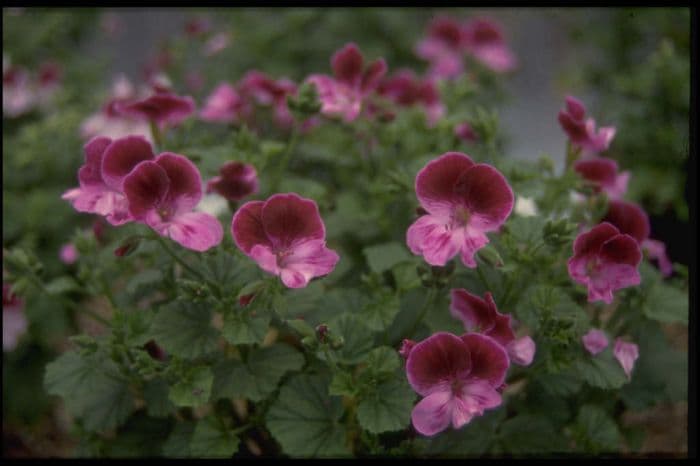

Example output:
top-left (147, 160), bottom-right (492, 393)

top-left (3, 7), bottom-right (690, 457)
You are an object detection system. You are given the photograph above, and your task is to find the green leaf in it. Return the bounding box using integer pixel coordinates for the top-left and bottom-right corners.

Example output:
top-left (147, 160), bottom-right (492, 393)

top-left (45, 276), bottom-right (80, 295)
top-left (363, 241), bottom-right (411, 274)
top-left (189, 416), bottom-right (240, 458)
top-left (44, 351), bottom-right (133, 432)
top-left (391, 261), bottom-right (421, 291)
top-left (328, 370), bottom-right (356, 397)
top-left (150, 302), bottom-right (218, 360)
top-left (358, 290), bottom-right (400, 332)
top-left (363, 346), bottom-right (400, 375)
top-left (169, 366), bottom-right (213, 407)
top-left (212, 343), bottom-right (304, 402)
top-left (222, 310), bottom-right (270, 345)
top-left (356, 378), bottom-right (415, 434)
top-left (419, 406), bottom-right (504, 457)
top-left (498, 414), bottom-right (567, 454)
top-left (266, 373), bottom-right (350, 457)
top-left (326, 314), bottom-right (374, 365)
top-left (573, 351), bottom-right (628, 390)
top-left (573, 405), bottom-right (621, 453)
top-left (643, 282), bottom-right (688, 324)
top-left (163, 422), bottom-right (194, 457)
top-left (104, 414), bottom-right (171, 458)
top-left (143, 378), bottom-right (176, 418)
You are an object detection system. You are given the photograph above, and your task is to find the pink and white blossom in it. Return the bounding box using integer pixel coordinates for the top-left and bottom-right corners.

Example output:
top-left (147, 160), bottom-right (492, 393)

top-left (415, 17), bottom-right (466, 80)
top-left (558, 96), bottom-right (616, 154)
top-left (199, 82), bottom-right (249, 124)
top-left (613, 338), bottom-right (639, 379)
top-left (461, 18), bottom-right (517, 73)
top-left (582, 328), bottom-right (609, 355)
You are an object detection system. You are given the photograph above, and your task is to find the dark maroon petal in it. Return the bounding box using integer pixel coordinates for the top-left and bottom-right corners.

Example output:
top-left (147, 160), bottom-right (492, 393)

top-left (485, 314), bottom-right (515, 347)
top-left (101, 135), bottom-right (156, 190)
top-left (558, 111), bottom-right (588, 142)
top-left (361, 58), bottom-right (387, 94)
top-left (449, 288), bottom-right (496, 333)
top-left (603, 200), bottom-right (650, 243)
top-left (573, 158), bottom-right (619, 191)
top-left (231, 200), bottom-right (269, 254)
top-left (155, 153), bottom-right (202, 212)
top-left (415, 152), bottom-right (475, 215)
top-left (463, 19), bottom-right (503, 45)
top-left (599, 234), bottom-right (642, 267)
top-left (78, 136), bottom-right (113, 187)
top-left (406, 332), bottom-right (472, 397)
top-left (118, 93), bottom-right (196, 125)
top-left (260, 193), bottom-right (325, 250)
top-left (565, 95), bottom-right (586, 120)
top-left (332, 43), bottom-right (364, 87)
top-left (460, 333), bottom-right (509, 387)
top-left (428, 17), bottom-right (463, 48)
top-left (123, 161), bottom-right (170, 219)
top-left (572, 222), bottom-right (620, 258)
top-left (455, 164), bottom-right (514, 230)
top-left (210, 161), bottom-right (259, 201)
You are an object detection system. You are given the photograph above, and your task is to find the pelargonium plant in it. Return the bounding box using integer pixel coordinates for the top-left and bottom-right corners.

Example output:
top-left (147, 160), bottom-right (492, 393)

top-left (3, 9), bottom-right (688, 459)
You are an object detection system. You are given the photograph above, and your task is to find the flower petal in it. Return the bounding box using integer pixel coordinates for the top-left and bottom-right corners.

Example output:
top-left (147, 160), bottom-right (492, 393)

top-left (261, 193), bottom-right (325, 250)
top-left (643, 239), bottom-right (673, 277)
top-left (506, 336), bottom-right (536, 366)
top-left (361, 58), bottom-right (387, 93)
top-left (155, 152), bottom-right (203, 213)
top-left (78, 136), bottom-right (113, 187)
top-left (406, 332), bottom-right (472, 397)
top-left (101, 135), bottom-right (156, 190)
top-left (415, 152), bottom-right (475, 216)
top-left (589, 263), bottom-right (641, 304)
top-left (449, 289), bottom-right (497, 333)
top-left (603, 200), bottom-right (650, 243)
top-left (573, 158), bottom-right (619, 193)
top-left (332, 43), bottom-right (364, 88)
top-left (460, 333), bottom-right (509, 387)
top-left (485, 314), bottom-right (516, 347)
top-left (407, 214), bottom-right (461, 266)
top-left (158, 211), bottom-right (223, 252)
top-left (582, 328), bottom-right (608, 355)
top-left (231, 201), bottom-right (269, 254)
top-left (411, 390), bottom-right (453, 437)
top-left (599, 234), bottom-right (642, 267)
top-left (458, 227), bottom-right (490, 268)
top-left (123, 160), bottom-right (170, 219)
top-left (280, 239), bottom-right (340, 289)
top-left (249, 244), bottom-right (280, 276)
top-left (613, 339), bottom-right (639, 379)
top-left (571, 222), bottom-right (620, 258)
top-left (455, 164), bottom-right (514, 231)
top-left (453, 379), bottom-right (502, 428)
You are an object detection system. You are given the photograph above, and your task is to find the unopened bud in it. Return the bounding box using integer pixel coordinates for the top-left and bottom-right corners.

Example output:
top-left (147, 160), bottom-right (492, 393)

top-left (114, 236), bottom-right (141, 257)
top-left (477, 245), bottom-right (504, 268)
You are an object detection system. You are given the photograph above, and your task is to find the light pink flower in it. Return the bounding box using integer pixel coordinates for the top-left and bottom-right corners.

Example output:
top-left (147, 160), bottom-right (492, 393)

top-left (558, 96), bottom-right (616, 153)
top-left (2, 65), bottom-right (34, 117)
top-left (613, 338), bottom-right (639, 379)
top-left (3, 283), bottom-right (28, 352)
top-left (377, 69), bottom-right (445, 126)
top-left (415, 16), bottom-right (466, 80)
top-left (306, 43), bottom-right (387, 122)
top-left (203, 32), bottom-right (231, 57)
top-left (116, 92), bottom-right (196, 129)
top-left (567, 222), bottom-right (642, 304)
top-left (461, 18), bottom-right (516, 73)
top-left (450, 288), bottom-right (535, 366)
top-left (59, 243), bottom-right (79, 265)
top-left (406, 152), bottom-right (514, 268)
top-left (123, 153), bottom-right (223, 252)
top-left (454, 121), bottom-right (478, 143)
top-left (582, 328), bottom-right (609, 355)
top-left (239, 70), bottom-right (297, 128)
top-left (199, 82), bottom-right (249, 124)
top-left (573, 158), bottom-right (629, 200)
top-left (231, 193), bottom-right (339, 288)
top-left (406, 332), bottom-right (508, 436)
top-left (206, 161), bottom-right (259, 202)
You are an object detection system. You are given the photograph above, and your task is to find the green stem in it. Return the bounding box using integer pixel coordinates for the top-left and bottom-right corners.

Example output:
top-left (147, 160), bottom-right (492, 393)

top-left (407, 287), bottom-right (437, 339)
top-left (149, 120), bottom-right (163, 150)
top-left (272, 126), bottom-right (299, 191)
top-left (476, 266), bottom-right (492, 291)
top-left (26, 273), bottom-right (110, 326)
top-left (153, 234), bottom-right (222, 298)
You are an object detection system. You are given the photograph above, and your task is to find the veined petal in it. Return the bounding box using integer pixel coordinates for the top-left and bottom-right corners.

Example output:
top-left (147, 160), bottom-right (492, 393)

top-left (280, 239), bottom-right (340, 289)
top-left (415, 152), bottom-right (475, 216)
top-left (160, 211), bottom-right (223, 252)
top-left (407, 215), bottom-right (461, 266)
top-left (101, 135), bottom-right (156, 191)
top-left (231, 201), bottom-right (269, 254)
top-left (411, 390), bottom-right (453, 436)
top-left (250, 244), bottom-right (280, 276)
top-left (603, 200), bottom-right (650, 243)
top-left (449, 289), bottom-right (497, 333)
top-left (461, 333), bottom-right (509, 387)
top-left (261, 193), bottom-right (325, 251)
top-left (155, 152), bottom-right (203, 213)
top-left (455, 164), bottom-right (514, 231)
top-left (406, 332), bottom-right (472, 397)
top-left (485, 314), bottom-right (516, 347)
top-left (79, 136), bottom-right (112, 187)
top-left (123, 160), bottom-right (170, 219)
top-left (588, 263), bottom-right (641, 304)
top-left (459, 227), bottom-right (490, 268)
top-left (453, 379), bottom-right (501, 428)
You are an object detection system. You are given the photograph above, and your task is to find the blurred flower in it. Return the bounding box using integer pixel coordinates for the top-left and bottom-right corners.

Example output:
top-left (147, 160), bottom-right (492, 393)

top-left (377, 69), bottom-right (444, 126)
top-left (454, 121), bottom-right (478, 143)
top-left (116, 92), bottom-right (196, 130)
top-left (399, 338), bottom-right (417, 359)
top-left (3, 60), bottom-right (62, 117)
top-left (573, 158), bottom-right (629, 200)
top-left (239, 70), bottom-right (297, 128)
top-left (59, 243), bottom-right (79, 265)
top-left (613, 338), bottom-right (639, 379)
top-left (184, 16), bottom-right (212, 37)
top-left (3, 283), bottom-right (28, 352)
top-left (582, 328), bottom-right (609, 355)
top-left (195, 193), bottom-right (229, 218)
top-left (231, 193), bottom-right (339, 288)
top-left (407, 152), bottom-right (514, 268)
top-left (206, 161), bottom-right (259, 202)
top-left (203, 32), bottom-right (231, 56)
top-left (558, 96), bottom-right (616, 153)
top-left (567, 222), bottom-right (642, 304)
top-left (461, 18), bottom-right (516, 72)
top-left (199, 82), bottom-right (249, 124)
top-left (406, 332), bottom-right (508, 436)
top-left (514, 195), bottom-right (538, 217)
top-left (415, 16), bottom-right (466, 80)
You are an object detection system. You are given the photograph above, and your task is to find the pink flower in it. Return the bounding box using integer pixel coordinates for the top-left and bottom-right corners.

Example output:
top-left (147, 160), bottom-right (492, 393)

top-left (581, 328), bottom-right (609, 355)
top-left (454, 121), bottom-right (478, 143)
top-left (123, 153), bottom-right (223, 252)
top-left (3, 283), bottom-right (28, 352)
top-left (461, 18), bottom-right (516, 73)
top-left (203, 32), bottom-right (231, 56)
top-left (206, 161), bottom-right (259, 202)
top-left (450, 288), bottom-right (535, 366)
top-left (415, 17), bottom-right (466, 80)
top-left (62, 136), bottom-right (155, 225)
top-left (377, 70), bottom-right (445, 125)
top-left (59, 243), bottom-right (79, 265)
top-left (558, 96), bottom-right (616, 153)
top-left (573, 158), bottom-right (629, 200)
top-left (239, 71), bottom-right (297, 128)
top-left (406, 332), bottom-right (508, 436)
top-left (306, 42), bottom-right (387, 122)
top-left (603, 200), bottom-right (673, 277)
top-left (613, 338), bottom-right (639, 379)
top-left (231, 193), bottom-right (340, 288)
top-left (199, 82), bottom-right (249, 124)
top-left (567, 222), bottom-right (642, 304)
top-left (2, 65), bottom-right (34, 117)
top-left (406, 152), bottom-right (514, 268)
top-left (116, 92), bottom-right (196, 129)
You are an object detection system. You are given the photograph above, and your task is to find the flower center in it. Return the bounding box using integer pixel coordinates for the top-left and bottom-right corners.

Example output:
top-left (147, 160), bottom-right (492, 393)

top-left (158, 207), bottom-right (174, 221)
top-left (275, 249), bottom-right (293, 267)
top-left (450, 378), bottom-right (464, 395)
top-left (453, 205), bottom-right (471, 226)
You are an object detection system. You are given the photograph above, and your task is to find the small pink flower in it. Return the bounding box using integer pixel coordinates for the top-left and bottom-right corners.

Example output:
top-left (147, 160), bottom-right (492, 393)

top-left (203, 32), bottom-right (231, 57)
top-left (239, 71), bottom-right (297, 128)
top-left (603, 200), bottom-right (673, 277)
top-left (62, 136), bottom-right (155, 225)
top-left (206, 161), bottom-right (259, 202)
top-left (116, 92), bottom-right (196, 129)
top-left (3, 283), bottom-right (28, 352)
top-left (377, 70), bottom-right (445, 126)
top-left (123, 153), bottom-right (223, 252)
top-left (573, 158), bottom-right (629, 200)
top-left (415, 16), bottom-right (466, 80)
top-left (450, 288), bottom-right (534, 366)
top-left (231, 193), bottom-right (340, 288)
top-left (454, 121), bottom-right (478, 143)
top-left (306, 42), bottom-right (387, 122)
top-left (3, 65), bottom-right (35, 117)
top-left (461, 18), bottom-right (516, 73)
top-left (199, 82), bottom-right (249, 124)
top-left (558, 96), bottom-right (616, 153)
top-left (613, 338), bottom-right (639, 379)
top-left (406, 332), bottom-right (508, 436)
top-left (406, 152), bottom-right (514, 268)
top-left (567, 222), bottom-right (642, 304)
top-left (582, 328), bottom-right (609, 355)
top-left (59, 243), bottom-right (79, 265)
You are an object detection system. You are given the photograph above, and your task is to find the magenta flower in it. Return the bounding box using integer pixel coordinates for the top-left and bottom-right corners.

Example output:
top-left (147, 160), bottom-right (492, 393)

top-left (239, 70), bottom-right (297, 128)
top-left (206, 161), bottom-right (259, 202)
top-left (461, 18), bottom-right (516, 73)
top-left (199, 82), bottom-right (250, 124)
top-left (406, 152), bottom-right (514, 268)
top-left (454, 121), bottom-right (478, 143)
top-left (3, 283), bottom-right (28, 352)
top-left (59, 243), bottom-right (79, 265)
top-left (450, 288), bottom-right (535, 366)
top-left (306, 43), bottom-right (387, 122)
top-left (62, 136), bottom-right (155, 225)
top-left (203, 32), bottom-right (231, 57)
top-left (231, 193), bottom-right (339, 288)
top-left (377, 70), bottom-right (445, 126)
top-left (415, 16), bottom-right (466, 80)
top-left (603, 200), bottom-right (673, 277)
top-left (117, 92), bottom-right (196, 129)
top-left (123, 153), bottom-right (223, 252)
top-left (567, 222), bottom-right (642, 304)
top-left (581, 328), bottom-right (609, 355)
top-left (558, 96), bottom-right (616, 153)
top-left (3, 65), bottom-right (34, 117)
top-left (613, 338), bottom-right (639, 379)
top-left (406, 332), bottom-right (508, 436)
top-left (573, 158), bottom-right (629, 200)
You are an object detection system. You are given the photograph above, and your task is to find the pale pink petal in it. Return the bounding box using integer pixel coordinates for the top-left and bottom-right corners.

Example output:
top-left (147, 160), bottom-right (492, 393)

top-left (459, 227), bottom-right (490, 268)
top-left (582, 328), bottom-right (608, 355)
top-left (506, 336), bottom-right (536, 366)
top-left (406, 214), bottom-right (461, 266)
top-left (452, 379), bottom-right (501, 429)
top-left (643, 239), bottom-right (673, 278)
top-left (249, 244), bottom-right (280, 276)
top-left (152, 211), bottom-right (223, 252)
top-left (613, 338), bottom-right (639, 379)
top-left (411, 390), bottom-right (453, 436)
